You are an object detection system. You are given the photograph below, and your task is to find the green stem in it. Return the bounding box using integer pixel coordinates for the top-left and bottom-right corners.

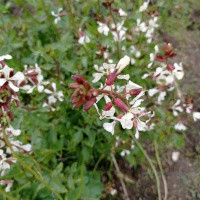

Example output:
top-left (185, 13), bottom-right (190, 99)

top-left (93, 154), bottom-right (105, 171)
top-left (0, 187), bottom-right (17, 200)
top-left (66, 0), bottom-right (90, 59)
top-left (2, 127), bottom-right (63, 200)
top-left (128, 131), bottom-right (161, 200)
top-left (75, 163), bottom-right (84, 200)
top-left (154, 139), bottom-right (168, 200)
top-left (109, 7), bottom-right (120, 59)
top-left (66, 0), bottom-right (79, 37)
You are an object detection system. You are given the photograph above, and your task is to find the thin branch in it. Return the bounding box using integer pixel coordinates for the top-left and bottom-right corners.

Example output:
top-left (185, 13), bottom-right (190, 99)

top-left (128, 131), bottom-right (162, 200)
top-left (110, 153), bottom-right (130, 200)
top-left (154, 139), bottom-right (168, 200)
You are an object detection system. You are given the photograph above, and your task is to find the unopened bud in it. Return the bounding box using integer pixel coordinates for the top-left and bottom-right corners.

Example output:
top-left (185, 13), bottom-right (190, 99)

top-left (114, 98), bottom-right (129, 113)
top-left (167, 64), bottom-right (175, 71)
top-left (106, 71), bottom-right (118, 86)
top-left (68, 83), bottom-right (80, 89)
top-left (104, 102), bottom-right (113, 111)
top-left (83, 97), bottom-right (96, 111)
top-left (71, 74), bottom-right (86, 85)
top-left (129, 88), bottom-right (143, 96)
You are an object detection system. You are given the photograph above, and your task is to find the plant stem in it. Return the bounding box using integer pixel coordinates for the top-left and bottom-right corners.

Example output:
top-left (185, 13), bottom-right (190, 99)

top-left (109, 7), bottom-right (120, 59)
top-left (110, 153), bottom-right (130, 200)
top-left (66, 0), bottom-right (90, 58)
top-left (2, 127), bottom-right (63, 200)
top-left (96, 89), bottom-right (129, 106)
top-left (154, 139), bottom-right (168, 200)
top-left (128, 131), bottom-right (161, 200)
top-left (66, 0), bottom-right (79, 37)
top-left (75, 163), bottom-right (84, 200)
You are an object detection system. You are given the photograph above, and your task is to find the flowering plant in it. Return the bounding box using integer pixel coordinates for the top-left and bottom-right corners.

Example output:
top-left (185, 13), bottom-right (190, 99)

top-left (0, 0), bottom-right (199, 199)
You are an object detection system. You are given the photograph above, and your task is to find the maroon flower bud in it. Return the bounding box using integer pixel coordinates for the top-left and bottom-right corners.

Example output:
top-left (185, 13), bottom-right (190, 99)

top-left (129, 88), bottom-right (143, 96)
top-left (156, 55), bottom-right (164, 62)
top-left (104, 102), bottom-right (113, 111)
top-left (106, 17), bottom-right (111, 26)
top-left (167, 64), bottom-right (175, 71)
top-left (83, 81), bottom-right (92, 91)
top-left (163, 43), bottom-right (176, 58)
top-left (15, 99), bottom-right (21, 107)
top-left (71, 75), bottom-right (86, 85)
top-left (68, 83), bottom-right (80, 89)
top-left (106, 71), bottom-right (118, 86)
top-left (31, 77), bottom-right (38, 85)
top-left (114, 98), bottom-right (129, 113)
top-left (8, 111), bottom-right (14, 121)
top-left (83, 97), bottom-right (96, 111)
top-left (112, 8), bottom-right (119, 12)
top-left (19, 80), bottom-right (26, 87)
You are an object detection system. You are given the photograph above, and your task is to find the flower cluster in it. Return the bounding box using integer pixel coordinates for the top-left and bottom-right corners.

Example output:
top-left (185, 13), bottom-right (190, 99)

top-left (143, 43), bottom-right (200, 129)
top-left (0, 55), bottom-right (63, 192)
top-left (97, 2), bottom-right (127, 42)
top-left (136, 1), bottom-right (159, 43)
top-left (69, 56), bottom-right (154, 139)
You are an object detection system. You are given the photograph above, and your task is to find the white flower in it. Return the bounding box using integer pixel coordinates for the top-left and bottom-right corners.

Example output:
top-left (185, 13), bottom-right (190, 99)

top-left (103, 121), bottom-right (117, 135)
top-left (97, 22), bottom-right (109, 36)
top-left (51, 8), bottom-right (63, 24)
top-left (139, 1), bottom-right (149, 12)
top-left (44, 82), bottom-right (64, 102)
top-left (172, 99), bottom-right (183, 116)
top-left (147, 45), bottom-right (159, 68)
top-left (78, 29), bottom-right (90, 45)
top-left (172, 151), bottom-right (180, 162)
top-left (158, 91), bottom-right (166, 102)
top-left (120, 113), bottom-right (134, 129)
top-left (120, 149), bottom-right (130, 157)
top-left (0, 180), bottom-right (13, 192)
top-left (174, 122), bottom-right (187, 131)
top-left (118, 9), bottom-right (127, 17)
top-left (166, 63), bottom-right (184, 84)
top-left (6, 126), bottom-right (21, 136)
top-left (0, 55), bottom-right (12, 61)
top-left (148, 88), bottom-right (159, 97)
top-left (110, 189), bottom-right (117, 196)
top-left (193, 112), bottom-right (200, 122)
top-left (136, 19), bottom-right (148, 32)
top-left (111, 20), bottom-right (127, 41)
top-left (25, 64), bottom-right (49, 93)
top-left (0, 65), bottom-right (25, 92)
top-left (116, 55), bottom-right (130, 73)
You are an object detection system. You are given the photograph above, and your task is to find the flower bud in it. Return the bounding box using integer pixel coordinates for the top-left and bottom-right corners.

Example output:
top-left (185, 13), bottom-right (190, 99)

top-left (156, 55), bottom-right (164, 62)
top-left (68, 83), bottom-right (80, 89)
top-left (104, 102), bottom-right (113, 111)
top-left (106, 71), bottom-right (118, 86)
top-left (167, 64), bottom-right (175, 71)
top-left (71, 74), bottom-right (86, 85)
top-left (129, 88), bottom-right (143, 96)
top-left (114, 98), bottom-right (129, 113)
top-left (83, 97), bottom-right (96, 111)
